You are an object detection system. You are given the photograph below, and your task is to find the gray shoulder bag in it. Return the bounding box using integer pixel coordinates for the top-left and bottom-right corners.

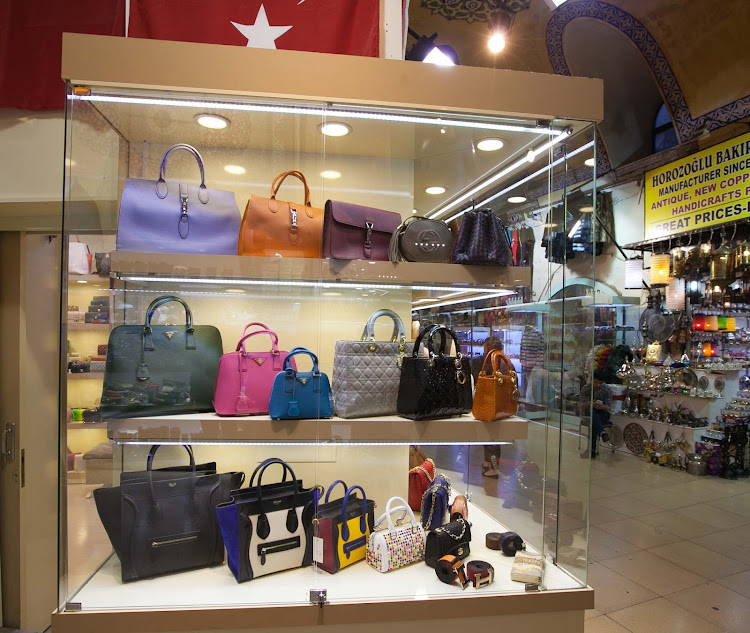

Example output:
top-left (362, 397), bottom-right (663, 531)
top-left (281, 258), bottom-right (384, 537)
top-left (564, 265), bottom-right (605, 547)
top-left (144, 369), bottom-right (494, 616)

top-left (332, 309), bottom-right (414, 419)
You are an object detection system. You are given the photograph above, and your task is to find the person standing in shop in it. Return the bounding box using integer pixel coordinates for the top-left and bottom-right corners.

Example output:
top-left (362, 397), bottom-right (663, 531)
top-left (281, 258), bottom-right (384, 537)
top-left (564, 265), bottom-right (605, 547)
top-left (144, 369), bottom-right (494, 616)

top-left (472, 336), bottom-right (507, 478)
top-left (582, 369), bottom-right (611, 458)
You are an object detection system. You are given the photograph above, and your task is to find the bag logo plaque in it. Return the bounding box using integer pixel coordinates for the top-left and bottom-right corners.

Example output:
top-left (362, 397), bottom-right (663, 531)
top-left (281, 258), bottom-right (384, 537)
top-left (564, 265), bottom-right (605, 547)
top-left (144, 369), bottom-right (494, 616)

top-left (252, 357), bottom-right (266, 366)
top-left (163, 331), bottom-right (177, 340)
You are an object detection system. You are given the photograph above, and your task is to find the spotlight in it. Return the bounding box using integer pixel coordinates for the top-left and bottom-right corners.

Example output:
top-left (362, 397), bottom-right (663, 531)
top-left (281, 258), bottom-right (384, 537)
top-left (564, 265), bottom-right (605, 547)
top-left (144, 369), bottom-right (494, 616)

top-left (488, 9), bottom-right (514, 54)
top-left (195, 114), bottom-right (229, 129)
top-left (406, 29), bottom-right (459, 66)
top-left (488, 33), bottom-right (506, 53)
top-left (585, 157), bottom-right (595, 167)
top-left (319, 122), bottom-right (351, 137)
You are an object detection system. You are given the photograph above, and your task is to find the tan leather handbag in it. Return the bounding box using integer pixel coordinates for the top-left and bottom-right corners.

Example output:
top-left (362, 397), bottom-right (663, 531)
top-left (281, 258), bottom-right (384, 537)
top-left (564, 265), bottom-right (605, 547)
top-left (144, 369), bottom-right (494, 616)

top-left (238, 170), bottom-right (323, 258)
top-left (472, 349), bottom-right (519, 421)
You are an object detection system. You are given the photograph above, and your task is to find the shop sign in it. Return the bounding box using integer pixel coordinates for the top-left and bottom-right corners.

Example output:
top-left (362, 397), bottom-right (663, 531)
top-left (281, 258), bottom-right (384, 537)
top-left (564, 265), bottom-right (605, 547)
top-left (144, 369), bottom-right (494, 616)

top-left (644, 131), bottom-right (750, 240)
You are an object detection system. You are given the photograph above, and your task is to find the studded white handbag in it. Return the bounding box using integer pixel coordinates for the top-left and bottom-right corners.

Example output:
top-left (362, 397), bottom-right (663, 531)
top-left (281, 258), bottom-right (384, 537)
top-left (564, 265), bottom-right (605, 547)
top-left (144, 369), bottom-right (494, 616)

top-left (366, 496), bottom-right (425, 573)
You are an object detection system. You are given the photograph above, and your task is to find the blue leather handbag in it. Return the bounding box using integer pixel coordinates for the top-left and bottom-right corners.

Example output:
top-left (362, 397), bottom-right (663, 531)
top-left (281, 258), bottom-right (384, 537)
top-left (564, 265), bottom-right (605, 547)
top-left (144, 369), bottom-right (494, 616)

top-left (268, 348), bottom-right (334, 419)
top-left (420, 473), bottom-right (451, 530)
top-left (117, 144), bottom-right (241, 255)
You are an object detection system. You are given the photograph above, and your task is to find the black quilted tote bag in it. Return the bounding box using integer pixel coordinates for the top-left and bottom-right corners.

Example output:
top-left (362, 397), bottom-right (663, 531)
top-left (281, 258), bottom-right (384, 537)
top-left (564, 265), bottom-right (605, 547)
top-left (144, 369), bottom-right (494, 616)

top-left (452, 208), bottom-right (512, 266)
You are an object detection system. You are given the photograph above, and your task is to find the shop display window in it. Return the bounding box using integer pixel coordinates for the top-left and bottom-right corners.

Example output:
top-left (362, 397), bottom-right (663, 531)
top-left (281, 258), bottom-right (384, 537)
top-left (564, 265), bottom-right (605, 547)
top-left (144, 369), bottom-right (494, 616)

top-left (58, 34), bottom-right (600, 628)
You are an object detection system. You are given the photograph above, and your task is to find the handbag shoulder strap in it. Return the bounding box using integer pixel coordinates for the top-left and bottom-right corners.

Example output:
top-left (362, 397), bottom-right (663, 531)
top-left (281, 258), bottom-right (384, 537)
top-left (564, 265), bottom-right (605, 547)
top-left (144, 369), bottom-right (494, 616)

top-left (156, 144), bottom-right (208, 204)
top-left (324, 479), bottom-right (348, 503)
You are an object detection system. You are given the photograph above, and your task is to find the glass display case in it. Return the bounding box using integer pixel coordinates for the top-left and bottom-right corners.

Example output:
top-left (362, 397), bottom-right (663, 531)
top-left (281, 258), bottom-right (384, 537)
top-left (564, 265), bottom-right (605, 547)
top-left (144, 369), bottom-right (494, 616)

top-left (56, 34), bottom-right (602, 632)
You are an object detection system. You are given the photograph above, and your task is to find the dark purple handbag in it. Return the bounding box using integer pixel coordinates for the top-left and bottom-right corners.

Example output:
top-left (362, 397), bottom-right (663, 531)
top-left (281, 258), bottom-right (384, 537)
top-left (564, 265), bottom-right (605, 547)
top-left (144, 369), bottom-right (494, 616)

top-left (322, 200), bottom-right (402, 261)
top-left (452, 208), bottom-right (512, 266)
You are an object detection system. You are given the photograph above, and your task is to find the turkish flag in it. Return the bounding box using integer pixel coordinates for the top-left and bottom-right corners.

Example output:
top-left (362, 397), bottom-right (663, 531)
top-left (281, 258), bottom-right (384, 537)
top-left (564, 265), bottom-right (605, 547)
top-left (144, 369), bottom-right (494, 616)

top-left (129, 0), bottom-right (380, 57)
top-left (0, 0), bottom-right (125, 110)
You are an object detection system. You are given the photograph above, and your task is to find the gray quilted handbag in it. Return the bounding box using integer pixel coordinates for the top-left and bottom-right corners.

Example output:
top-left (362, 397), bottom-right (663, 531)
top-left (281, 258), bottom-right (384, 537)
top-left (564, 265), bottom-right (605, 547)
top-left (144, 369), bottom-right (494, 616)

top-left (332, 309), bottom-right (413, 418)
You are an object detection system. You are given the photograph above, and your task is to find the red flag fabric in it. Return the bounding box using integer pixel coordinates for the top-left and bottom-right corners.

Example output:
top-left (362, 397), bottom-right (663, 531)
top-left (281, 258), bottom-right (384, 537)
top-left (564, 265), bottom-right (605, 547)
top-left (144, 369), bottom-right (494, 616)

top-left (128, 0), bottom-right (379, 57)
top-left (0, 0), bottom-right (125, 111)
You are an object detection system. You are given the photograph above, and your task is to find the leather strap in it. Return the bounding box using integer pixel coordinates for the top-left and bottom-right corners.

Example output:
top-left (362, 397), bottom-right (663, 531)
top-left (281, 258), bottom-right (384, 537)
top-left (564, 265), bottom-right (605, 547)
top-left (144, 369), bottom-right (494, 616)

top-left (485, 532), bottom-right (503, 550)
top-left (269, 170), bottom-right (314, 217)
top-left (466, 560), bottom-right (494, 588)
top-left (242, 322), bottom-right (271, 337)
top-left (340, 485), bottom-right (369, 541)
top-left (324, 480), bottom-right (348, 503)
top-left (436, 555), bottom-right (469, 588)
top-left (156, 143), bottom-right (209, 204)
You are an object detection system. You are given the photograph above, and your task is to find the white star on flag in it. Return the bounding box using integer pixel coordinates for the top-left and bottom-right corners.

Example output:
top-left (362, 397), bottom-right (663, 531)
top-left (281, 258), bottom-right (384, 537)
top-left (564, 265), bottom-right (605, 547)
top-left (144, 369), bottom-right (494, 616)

top-left (231, 5), bottom-right (292, 49)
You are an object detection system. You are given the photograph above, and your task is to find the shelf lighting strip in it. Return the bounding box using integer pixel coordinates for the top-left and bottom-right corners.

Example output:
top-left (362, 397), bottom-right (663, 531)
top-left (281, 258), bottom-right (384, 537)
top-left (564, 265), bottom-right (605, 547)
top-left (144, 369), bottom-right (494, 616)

top-left (118, 276), bottom-right (509, 294)
top-left (113, 440), bottom-right (515, 447)
top-left (428, 139), bottom-right (594, 222)
top-left (410, 290), bottom-right (515, 310)
top-left (72, 94), bottom-right (562, 136)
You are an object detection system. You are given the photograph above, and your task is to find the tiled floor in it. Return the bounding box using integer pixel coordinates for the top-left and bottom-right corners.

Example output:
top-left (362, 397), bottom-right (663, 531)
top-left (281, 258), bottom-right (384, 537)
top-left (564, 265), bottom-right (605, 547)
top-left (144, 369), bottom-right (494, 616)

top-left (584, 450), bottom-right (750, 633)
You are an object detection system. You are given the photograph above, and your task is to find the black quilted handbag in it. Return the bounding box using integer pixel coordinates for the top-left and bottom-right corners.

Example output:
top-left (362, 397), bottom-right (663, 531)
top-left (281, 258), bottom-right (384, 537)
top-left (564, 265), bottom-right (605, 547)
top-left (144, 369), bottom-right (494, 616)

top-left (424, 518), bottom-right (471, 567)
top-left (452, 208), bottom-right (512, 266)
top-left (396, 325), bottom-right (472, 420)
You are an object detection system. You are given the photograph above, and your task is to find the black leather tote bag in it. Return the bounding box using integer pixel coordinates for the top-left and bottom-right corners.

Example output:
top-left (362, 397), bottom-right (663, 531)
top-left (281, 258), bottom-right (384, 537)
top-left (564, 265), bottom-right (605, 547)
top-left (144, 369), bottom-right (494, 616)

top-left (100, 295), bottom-right (222, 419)
top-left (452, 208), bottom-right (512, 266)
top-left (93, 445), bottom-right (244, 582)
top-left (397, 325), bottom-right (473, 420)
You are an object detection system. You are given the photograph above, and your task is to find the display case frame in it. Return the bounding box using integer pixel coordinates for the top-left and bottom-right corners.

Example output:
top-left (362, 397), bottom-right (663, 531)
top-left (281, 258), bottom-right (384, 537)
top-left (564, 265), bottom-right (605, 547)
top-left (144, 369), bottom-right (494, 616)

top-left (55, 33), bottom-right (602, 633)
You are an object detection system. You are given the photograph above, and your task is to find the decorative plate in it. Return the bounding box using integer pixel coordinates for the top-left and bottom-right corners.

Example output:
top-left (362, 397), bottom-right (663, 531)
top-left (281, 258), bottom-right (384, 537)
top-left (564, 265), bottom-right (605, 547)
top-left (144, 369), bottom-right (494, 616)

top-left (698, 375), bottom-right (709, 390)
top-left (714, 377), bottom-right (725, 393)
top-left (623, 422), bottom-right (647, 455)
top-left (677, 368), bottom-right (697, 389)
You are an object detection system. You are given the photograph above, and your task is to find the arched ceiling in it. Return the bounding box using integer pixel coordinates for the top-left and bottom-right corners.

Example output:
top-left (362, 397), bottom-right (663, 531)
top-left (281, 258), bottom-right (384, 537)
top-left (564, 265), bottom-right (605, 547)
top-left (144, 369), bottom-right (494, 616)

top-left (408, 0), bottom-right (750, 128)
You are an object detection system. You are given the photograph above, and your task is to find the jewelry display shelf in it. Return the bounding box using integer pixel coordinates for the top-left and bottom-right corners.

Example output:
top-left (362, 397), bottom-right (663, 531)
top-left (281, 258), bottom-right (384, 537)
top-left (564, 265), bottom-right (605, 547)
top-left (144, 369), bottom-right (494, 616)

top-left (108, 252), bottom-right (531, 291)
top-left (106, 413), bottom-right (529, 444)
top-left (55, 500), bottom-right (591, 633)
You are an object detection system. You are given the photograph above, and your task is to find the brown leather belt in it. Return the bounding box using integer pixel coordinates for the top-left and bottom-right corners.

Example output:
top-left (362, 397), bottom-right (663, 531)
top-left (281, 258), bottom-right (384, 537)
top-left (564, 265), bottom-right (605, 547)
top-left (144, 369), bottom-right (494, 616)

top-left (436, 555), bottom-right (469, 589)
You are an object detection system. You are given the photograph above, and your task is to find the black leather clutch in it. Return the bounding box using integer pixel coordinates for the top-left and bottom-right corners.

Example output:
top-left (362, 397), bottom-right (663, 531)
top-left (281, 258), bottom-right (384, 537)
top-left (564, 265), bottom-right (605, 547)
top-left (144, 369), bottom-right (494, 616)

top-left (424, 518), bottom-right (471, 567)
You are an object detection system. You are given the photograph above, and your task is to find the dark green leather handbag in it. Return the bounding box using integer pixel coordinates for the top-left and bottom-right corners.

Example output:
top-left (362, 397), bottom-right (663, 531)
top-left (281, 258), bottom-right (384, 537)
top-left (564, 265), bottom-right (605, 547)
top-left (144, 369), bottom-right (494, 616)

top-left (100, 295), bottom-right (223, 419)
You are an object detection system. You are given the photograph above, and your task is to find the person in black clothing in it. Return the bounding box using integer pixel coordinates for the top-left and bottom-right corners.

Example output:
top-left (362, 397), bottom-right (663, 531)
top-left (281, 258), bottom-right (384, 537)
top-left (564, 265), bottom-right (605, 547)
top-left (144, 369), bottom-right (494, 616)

top-left (581, 369), bottom-right (612, 458)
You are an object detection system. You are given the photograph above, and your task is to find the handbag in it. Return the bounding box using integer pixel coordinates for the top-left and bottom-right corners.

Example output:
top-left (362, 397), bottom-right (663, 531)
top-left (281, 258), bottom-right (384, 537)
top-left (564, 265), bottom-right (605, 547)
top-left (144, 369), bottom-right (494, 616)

top-left (421, 473), bottom-right (451, 530)
top-left (316, 482), bottom-right (375, 574)
top-left (323, 200), bottom-right (401, 261)
top-left (332, 309), bottom-right (413, 418)
top-left (99, 295), bottom-right (223, 419)
top-left (366, 497), bottom-right (425, 573)
top-left (93, 445), bottom-right (243, 582)
top-left (238, 170), bottom-right (323, 258)
top-left (408, 457), bottom-right (434, 511)
top-left (472, 349), bottom-right (520, 421)
top-left (69, 237), bottom-right (91, 274)
top-left (396, 325), bottom-right (473, 420)
top-left (388, 216), bottom-right (452, 263)
top-left (215, 458), bottom-right (315, 582)
top-left (268, 347), bottom-right (334, 419)
top-left (213, 325), bottom-right (295, 416)
top-left (117, 144), bottom-right (241, 255)
top-left (452, 208), bottom-right (513, 266)
top-left (95, 252), bottom-right (111, 276)
top-left (424, 518), bottom-right (471, 567)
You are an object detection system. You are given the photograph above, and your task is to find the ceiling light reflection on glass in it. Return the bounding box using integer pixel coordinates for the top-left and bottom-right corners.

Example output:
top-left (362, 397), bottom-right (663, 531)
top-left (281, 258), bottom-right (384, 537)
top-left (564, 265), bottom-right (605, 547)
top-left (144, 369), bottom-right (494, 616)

top-left (319, 122), bottom-right (351, 137)
top-left (476, 138), bottom-right (505, 152)
top-left (426, 186), bottom-right (446, 195)
top-left (508, 196), bottom-right (526, 204)
top-left (224, 165), bottom-right (246, 175)
top-left (195, 114), bottom-right (229, 129)
top-left (321, 170), bottom-right (341, 179)
top-left (585, 157), bottom-right (595, 167)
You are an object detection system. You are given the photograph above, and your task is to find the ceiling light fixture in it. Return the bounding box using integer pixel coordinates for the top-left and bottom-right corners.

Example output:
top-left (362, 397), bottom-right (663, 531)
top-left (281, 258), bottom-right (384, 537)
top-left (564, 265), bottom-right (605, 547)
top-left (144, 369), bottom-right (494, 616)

top-left (584, 157), bottom-right (595, 167)
top-left (426, 186), bottom-right (446, 195)
top-left (405, 29), bottom-right (459, 66)
top-left (195, 114), bottom-right (229, 129)
top-left (319, 122), bottom-right (351, 137)
top-left (476, 138), bottom-right (505, 152)
top-left (579, 205), bottom-right (594, 213)
top-left (488, 8), bottom-right (514, 54)
top-left (75, 94), bottom-right (562, 136)
top-left (508, 196), bottom-right (526, 204)
top-left (488, 33), bottom-right (506, 54)
top-left (224, 165), bottom-right (246, 175)
top-left (321, 170), bottom-right (342, 179)
top-left (526, 149), bottom-right (535, 163)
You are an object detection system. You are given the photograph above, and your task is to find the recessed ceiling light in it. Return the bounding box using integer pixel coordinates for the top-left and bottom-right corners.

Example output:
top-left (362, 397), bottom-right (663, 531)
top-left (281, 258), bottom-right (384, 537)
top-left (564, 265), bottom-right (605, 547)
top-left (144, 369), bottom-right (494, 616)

top-left (224, 165), bottom-right (246, 175)
top-left (488, 32), bottom-right (506, 54)
top-left (580, 205), bottom-right (594, 213)
top-left (585, 157), bottom-right (595, 167)
top-left (65, 158), bottom-right (76, 167)
top-left (76, 280), bottom-right (88, 284)
top-left (321, 170), bottom-right (341, 179)
top-left (319, 122), bottom-right (351, 137)
top-left (195, 114), bottom-right (229, 129)
top-left (425, 186), bottom-right (446, 195)
top-left (526, 150), bottom-right (535, 163)
top-left (412, 209), bottom-right (418, 214)
top-left (476, 138), bottom-right (505, 152)
top-left (508, 196), bottom-right (526, 203)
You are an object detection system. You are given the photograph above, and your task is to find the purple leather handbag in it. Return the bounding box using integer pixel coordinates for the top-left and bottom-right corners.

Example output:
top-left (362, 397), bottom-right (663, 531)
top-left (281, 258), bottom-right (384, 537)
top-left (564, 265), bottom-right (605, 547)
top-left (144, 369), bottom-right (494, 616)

top-left (117, 144), bottom-right (241, 255)
top-left (322, 200), bottom-right (402, 261)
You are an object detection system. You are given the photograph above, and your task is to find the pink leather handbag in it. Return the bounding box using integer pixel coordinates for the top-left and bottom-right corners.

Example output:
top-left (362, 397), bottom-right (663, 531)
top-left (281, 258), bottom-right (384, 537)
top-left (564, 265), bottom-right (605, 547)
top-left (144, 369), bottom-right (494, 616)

top-left (213, 324), bottom-right (295, 416)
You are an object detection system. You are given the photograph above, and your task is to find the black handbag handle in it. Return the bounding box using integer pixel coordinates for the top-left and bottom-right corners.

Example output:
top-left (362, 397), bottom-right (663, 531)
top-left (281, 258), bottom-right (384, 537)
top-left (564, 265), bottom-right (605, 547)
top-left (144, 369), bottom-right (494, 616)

top-left (146, 444), bottom-right (196, 504)
top-left (144, 295), bottom-right (194, 330)
top-left (324, 479), bottom-right (348, 503)
top-left (248, 457), bottom-right (290, 488)
top-left (156, 143), bottom-right (209, 204)
top-left (255, 458), bottom-right (300, 539)
top-left (340, 485), bottom-right (369, 541)
top-left (412, 324), bottom-right (448, 357)
top-left (426, 325), bottom-right (461, 357)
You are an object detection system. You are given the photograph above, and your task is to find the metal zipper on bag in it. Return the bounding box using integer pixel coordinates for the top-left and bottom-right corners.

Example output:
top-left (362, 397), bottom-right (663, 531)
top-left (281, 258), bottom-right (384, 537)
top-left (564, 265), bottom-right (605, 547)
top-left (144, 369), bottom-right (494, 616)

top-left (151, 535), bottom-right (198, 549)
top-left (343, 535), bottom-right (367, 558)
top-left (258, 536), bottom-right (300, 565)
